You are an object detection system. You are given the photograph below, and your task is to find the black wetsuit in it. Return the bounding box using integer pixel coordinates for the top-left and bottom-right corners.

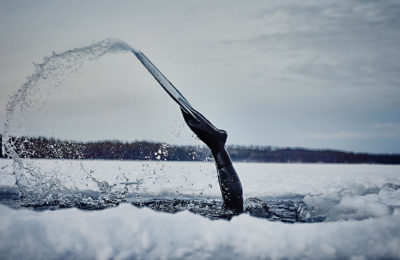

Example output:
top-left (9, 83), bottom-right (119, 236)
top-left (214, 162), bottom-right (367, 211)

top-left (181, 109), bottom-right (243, 213)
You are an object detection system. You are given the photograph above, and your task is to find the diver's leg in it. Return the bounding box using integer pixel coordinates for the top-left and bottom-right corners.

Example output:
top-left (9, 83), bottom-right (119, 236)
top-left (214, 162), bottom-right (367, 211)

top-left (212, 148), bottom-right (243, 212)
top-left (180, 108), bottom-right (243, 212)
top-left (135, 51), bottom-right (244, 212)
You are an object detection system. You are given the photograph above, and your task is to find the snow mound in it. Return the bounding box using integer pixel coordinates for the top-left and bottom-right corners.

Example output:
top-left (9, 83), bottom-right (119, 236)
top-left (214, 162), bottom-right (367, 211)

top-left (0, 204), bottom-right (400, 259)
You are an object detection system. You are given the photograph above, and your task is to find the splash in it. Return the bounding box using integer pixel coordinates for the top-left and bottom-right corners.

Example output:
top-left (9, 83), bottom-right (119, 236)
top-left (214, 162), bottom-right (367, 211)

top-left (2, 39), bottom-right (137, 207)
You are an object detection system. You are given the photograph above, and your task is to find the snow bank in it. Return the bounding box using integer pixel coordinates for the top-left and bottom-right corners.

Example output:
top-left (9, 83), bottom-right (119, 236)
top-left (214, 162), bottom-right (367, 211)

top-left (0, 204), bottom-right (399, 260)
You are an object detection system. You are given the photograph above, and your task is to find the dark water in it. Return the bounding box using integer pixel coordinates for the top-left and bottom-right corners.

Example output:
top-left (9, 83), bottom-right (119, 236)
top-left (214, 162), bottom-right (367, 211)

top-left (131, 197), bottom-right (313, 222)
top-left (0, 185), bottom-right (322, 223)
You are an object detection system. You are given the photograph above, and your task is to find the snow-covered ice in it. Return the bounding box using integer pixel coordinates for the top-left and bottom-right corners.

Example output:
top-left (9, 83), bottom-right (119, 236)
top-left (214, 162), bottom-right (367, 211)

top-left (0, 159), bottom-right (400, 259)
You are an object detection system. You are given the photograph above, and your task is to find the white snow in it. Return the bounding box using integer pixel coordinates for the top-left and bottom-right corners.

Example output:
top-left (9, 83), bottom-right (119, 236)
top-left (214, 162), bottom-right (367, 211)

top-left (0, 204), bottom-right (399, 259)
top-left (1, 159), bottom-right (400, 259)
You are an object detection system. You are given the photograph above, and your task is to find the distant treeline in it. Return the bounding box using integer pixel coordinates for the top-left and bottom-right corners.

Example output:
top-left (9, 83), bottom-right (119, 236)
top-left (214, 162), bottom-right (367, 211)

top-left (1, 135), bottom-right (400, 164)
top-left (0, 135), bottom-right (211, 161)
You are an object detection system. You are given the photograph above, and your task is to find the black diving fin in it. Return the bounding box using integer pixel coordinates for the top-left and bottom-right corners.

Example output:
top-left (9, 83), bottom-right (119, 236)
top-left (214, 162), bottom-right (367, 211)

top-left (133, 51), bottom-right (198, 119)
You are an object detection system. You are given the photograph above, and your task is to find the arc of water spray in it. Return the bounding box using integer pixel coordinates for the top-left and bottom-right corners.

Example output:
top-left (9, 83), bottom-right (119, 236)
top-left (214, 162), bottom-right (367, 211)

top-left (1, 39), bottom-right (202, 205)
top-left (2, 39), bottom-right (134, 159)
top-left (2, 39), bottom-right (137, 203)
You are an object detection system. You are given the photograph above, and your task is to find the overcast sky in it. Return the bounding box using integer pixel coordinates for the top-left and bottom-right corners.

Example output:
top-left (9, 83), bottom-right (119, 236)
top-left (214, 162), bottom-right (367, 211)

top-left (1, 0), bottom-right (399, 153)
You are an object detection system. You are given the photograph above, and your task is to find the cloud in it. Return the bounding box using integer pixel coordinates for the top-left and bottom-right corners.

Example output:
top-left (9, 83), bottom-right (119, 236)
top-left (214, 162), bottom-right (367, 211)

top-left (296, 131), bottom-right (373, 140)
top-left (220, 0), bottom-right (400, 89)
top-left (297, 123), bottom-right (400, 140)
top-left (1, 0), bottom-right (399, 153)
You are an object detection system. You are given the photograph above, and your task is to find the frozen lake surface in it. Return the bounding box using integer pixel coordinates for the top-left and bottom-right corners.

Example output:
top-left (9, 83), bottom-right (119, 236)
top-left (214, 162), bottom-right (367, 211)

top-left (0, 159), bottom-right (400, 259)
